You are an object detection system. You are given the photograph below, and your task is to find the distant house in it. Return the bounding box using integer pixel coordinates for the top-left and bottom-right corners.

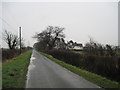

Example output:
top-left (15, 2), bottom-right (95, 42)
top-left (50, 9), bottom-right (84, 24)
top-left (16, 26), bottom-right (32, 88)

top-left (73, 43), bottom-right (83, 51)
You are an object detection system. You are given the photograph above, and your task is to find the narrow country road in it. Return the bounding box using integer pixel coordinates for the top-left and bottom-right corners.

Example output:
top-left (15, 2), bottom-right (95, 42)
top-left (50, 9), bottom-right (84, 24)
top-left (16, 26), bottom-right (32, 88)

top-left (26, 50), bottom-right (101, 88)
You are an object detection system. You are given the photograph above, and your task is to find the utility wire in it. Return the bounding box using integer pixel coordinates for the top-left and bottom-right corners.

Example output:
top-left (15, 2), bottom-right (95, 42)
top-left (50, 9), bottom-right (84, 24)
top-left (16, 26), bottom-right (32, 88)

top-left (0, 17), bottom-right (18, 33)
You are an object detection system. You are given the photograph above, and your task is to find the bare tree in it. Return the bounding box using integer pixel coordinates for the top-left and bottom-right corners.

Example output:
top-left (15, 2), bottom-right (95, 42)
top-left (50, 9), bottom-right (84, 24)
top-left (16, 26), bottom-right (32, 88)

top-left (105, 44), bottom-right (116, 56)
top-left (54, 38), bottom-right (66, 50)
top-left (84, 37), bottom-right (116, 56)
top-left (34, 26), bottom-right (65, 50)
top-left (3, 30), bottom-right (18, 49)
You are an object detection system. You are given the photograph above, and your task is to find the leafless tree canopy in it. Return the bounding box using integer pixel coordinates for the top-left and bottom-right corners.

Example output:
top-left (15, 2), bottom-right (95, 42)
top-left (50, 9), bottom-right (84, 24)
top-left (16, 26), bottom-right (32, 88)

top-left (34, 26), bottom-right (65, 50)
top-left (3, 30), bottom-right (18, 49)
top-left (84, 37), bottom-right (116, 56)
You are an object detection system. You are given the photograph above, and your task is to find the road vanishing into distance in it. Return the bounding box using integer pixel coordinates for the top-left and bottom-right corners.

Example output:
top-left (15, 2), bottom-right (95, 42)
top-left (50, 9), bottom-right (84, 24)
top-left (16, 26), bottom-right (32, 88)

top-left (26, 50), bottom-right (101, 88)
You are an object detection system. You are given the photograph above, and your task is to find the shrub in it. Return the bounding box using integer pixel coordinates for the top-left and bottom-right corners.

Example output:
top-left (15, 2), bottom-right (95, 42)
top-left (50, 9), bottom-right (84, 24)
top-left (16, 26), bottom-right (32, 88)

top-left (83, 55), bottom-right (119, 81)
top-left (84, 38), bottom-right (117, 56)
top-left (43, 50), bottom-right (119, 82)
top-left (43, 50), bottom-right (82, 67)
top-left (2, 49), bottom-right (28, 62)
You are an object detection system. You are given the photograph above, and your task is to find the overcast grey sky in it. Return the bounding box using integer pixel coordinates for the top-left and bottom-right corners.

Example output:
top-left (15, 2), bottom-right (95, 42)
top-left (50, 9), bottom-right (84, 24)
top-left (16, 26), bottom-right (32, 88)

top-left (2, 1), bottom-right (118, 48)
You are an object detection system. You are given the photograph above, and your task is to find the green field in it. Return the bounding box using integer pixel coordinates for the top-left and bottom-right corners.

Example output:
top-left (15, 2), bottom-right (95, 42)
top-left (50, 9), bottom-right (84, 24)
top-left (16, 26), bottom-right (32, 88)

top-left (40, 52), bottom-right (119, 89)
top-left (2, 50), bottom-right (32, 88)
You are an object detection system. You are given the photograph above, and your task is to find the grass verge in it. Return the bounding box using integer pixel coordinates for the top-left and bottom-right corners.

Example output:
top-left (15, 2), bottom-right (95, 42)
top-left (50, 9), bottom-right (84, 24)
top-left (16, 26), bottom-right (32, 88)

top-left (40, 52), bottom-right (119, 89)
top-left (73, 51), bottom-right (86, 55)
top-left (2, 50), bottom-right (32, 88)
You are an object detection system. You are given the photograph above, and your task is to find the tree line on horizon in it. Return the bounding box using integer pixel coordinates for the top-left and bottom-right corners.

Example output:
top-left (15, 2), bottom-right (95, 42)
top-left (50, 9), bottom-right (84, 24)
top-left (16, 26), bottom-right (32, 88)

top-left (2, 25), bottom-right (120, 56)
top-left (33, 25), bottom-right (119, 56)
top-left (2, 25), bottom-right (120, 81)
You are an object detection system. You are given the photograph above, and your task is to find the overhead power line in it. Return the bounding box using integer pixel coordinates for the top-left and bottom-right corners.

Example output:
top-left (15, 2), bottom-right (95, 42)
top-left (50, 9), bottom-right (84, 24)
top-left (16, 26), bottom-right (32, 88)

top-left (0, 17), bottom-right (18, 32)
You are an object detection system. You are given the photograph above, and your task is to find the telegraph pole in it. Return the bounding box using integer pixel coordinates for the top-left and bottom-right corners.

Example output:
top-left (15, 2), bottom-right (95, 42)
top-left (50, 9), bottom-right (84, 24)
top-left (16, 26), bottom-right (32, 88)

top-left (19, 27), bottom-right (21, 54)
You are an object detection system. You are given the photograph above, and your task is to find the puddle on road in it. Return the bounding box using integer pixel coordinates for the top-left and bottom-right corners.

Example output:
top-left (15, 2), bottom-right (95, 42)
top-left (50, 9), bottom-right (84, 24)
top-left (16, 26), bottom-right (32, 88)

top-left (29, 56), bottom-right (36, 71)
top-left (30, 57), bottom-right (36, 63)
top-left (26, 54), bottom-right (36, 87)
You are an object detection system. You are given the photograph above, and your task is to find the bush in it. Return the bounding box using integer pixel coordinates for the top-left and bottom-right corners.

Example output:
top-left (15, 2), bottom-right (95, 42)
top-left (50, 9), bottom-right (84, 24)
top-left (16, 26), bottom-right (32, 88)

top-left (84, 38), bottom-right (117, 56)
top-left (43, 50), bottom-right (82, 67)
top-left (43, 50), bottom-right (119, 82)
top-left (2, 49), bottom-right (28, 62)
top-left (83, 55), bottom-right (119, 81)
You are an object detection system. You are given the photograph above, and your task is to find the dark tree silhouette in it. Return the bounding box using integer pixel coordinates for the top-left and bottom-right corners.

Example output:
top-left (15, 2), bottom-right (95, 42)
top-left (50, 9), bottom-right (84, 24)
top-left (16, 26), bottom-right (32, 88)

top-left (3, 30), bottom-right (18, 49)
top-left (84, 37), bottom-right (116, 56)
top-left (105, 44), bottom-right (116, 56)
top-left (34, 26), bottom-right (65, 50)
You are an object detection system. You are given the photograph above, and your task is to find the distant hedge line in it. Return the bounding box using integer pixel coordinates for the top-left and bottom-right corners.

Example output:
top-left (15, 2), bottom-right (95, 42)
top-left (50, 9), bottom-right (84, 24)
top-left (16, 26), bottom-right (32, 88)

top-left (43, 50), bottom-right (120, 82)
top-left (2, 49), bottom-right (28, 62)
